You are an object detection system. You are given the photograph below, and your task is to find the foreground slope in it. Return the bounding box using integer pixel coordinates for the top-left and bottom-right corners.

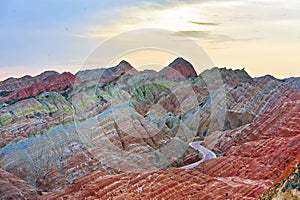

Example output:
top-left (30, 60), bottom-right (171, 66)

top-left (41, 94), bottom-right (300, 199)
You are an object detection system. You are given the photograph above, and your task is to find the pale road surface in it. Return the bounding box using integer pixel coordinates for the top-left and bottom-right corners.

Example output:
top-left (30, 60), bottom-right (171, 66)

top-left (182, 141), bottom-right (216, 169)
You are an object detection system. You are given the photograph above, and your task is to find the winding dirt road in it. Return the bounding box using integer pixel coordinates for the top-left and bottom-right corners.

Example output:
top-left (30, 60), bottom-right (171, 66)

top-left (182, 141), bottom-right (216, 169)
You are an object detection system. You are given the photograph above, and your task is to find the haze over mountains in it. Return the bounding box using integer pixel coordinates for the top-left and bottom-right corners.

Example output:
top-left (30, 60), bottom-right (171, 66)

top-left (0, 58), bottom-right (299, 199)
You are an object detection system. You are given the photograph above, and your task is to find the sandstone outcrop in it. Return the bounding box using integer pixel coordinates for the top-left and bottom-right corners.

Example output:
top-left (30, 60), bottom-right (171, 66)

top-left (204, 93), bottom-right (300, 152)
top-left (76, 60), bottom-right (139, 82)
top-left (41, 168), bottom-right (272, 200)
top-left (159, 57), bottom-right (197, 81)
top-left (0, 72), bottom-right (81, 103)
top-left (0, 71), bottom-right (59, 92)
top-left (0, 169), bottom-right (39, 199)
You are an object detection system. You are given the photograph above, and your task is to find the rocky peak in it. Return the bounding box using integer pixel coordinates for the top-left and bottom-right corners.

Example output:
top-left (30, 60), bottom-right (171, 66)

top-left (254, 74), bottom-right (282, 83)
top-left (159, 57), bottom-right (197, 81)
top-left (200, 67), bottom-right (254, 87)
top-left (76, 60), bottom-right (139, 82)
top-left (38, 70), bottom-right (60, 79)
top-left (117, 60), bottom-right (132, 68)
top-left (113, 60), bottom-right (139, 76)
top-left (0, 72), bottom-right (81, 102)
top-left (0, 71), bottom-right (60, 92)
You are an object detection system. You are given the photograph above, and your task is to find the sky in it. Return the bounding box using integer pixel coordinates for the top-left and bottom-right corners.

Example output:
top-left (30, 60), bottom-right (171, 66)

top-left (0, 0), bottom-right (300, 80)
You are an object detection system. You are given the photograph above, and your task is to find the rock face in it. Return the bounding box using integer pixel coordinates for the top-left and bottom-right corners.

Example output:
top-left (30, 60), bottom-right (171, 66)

top-left (199, 134), bottom-right (300, 180)
top-left (0, 72), bottom-right (81, 103)
top-left (216, 67), bottom-right (254, 87)
top-left (159, 57), bottom-right (197, 81)
top-left (204, 92), bottom-right (300, 152)
top-left (0, 169), bottom-right (39, 199)
top-left (0, 71), bottom-right (60, 92)
top-left (0, 58), bottom-right (299, 199)
top-left (42, 168), bottom-right (272, 200)
top-left (76, 60), bottom-right (139, 82)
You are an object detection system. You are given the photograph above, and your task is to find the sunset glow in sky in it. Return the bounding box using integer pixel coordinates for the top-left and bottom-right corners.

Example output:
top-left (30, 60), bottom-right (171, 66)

top-left (0, 0), bottom-right (300, 80)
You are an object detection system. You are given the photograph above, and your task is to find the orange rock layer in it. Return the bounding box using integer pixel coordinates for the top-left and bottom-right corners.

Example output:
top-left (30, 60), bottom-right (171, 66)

top-left (42, 168), bottom-right (272, 200)
top-left (0, 169), bottom-right (39, 199)
top-left (0, 72), bottom-right (81, 102)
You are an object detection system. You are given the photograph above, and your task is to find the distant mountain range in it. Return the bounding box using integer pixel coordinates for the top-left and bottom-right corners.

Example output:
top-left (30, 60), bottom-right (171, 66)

top-left (0, 58), bottom-right (299, 199)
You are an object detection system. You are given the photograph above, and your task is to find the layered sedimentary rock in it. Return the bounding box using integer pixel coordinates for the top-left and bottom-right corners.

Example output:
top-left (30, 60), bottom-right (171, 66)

top-left (0, 72), bottom-right (81, 103)
top-left (0, 58), bottom-right (299, 199)
top-left (0, 169), bottom-right (39, 199)
top-left (159, 57), bottom-right (197, 81)
top-left (0, 101), bottom-right (197, 192)
top-left (42, 103), bottom-right (300, 199)
top-left (199, 134), bottom-right (300, 180)
top-left (0, 71), bottom-right (59, 92)
top-left (42, 168), bottom-right (272, 200)
top-left (76, 60), bottom-right (139, 82)
top-left (0, 92), bottom-right (75, 146)
top-left (204, 93), bottom-right (300, 152)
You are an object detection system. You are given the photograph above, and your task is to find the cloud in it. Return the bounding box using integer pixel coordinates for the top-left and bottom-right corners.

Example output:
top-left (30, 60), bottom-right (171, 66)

top-left (175, 30), bottom-right (262, 43)
top-left (175, 30), bottom-right (235, 43)
top-left (76, 0), bottom-right (227, 39)
top-left (188, 20), bottom-right (220, 26)
top-left (175, 30), bottom-right (210, 38)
